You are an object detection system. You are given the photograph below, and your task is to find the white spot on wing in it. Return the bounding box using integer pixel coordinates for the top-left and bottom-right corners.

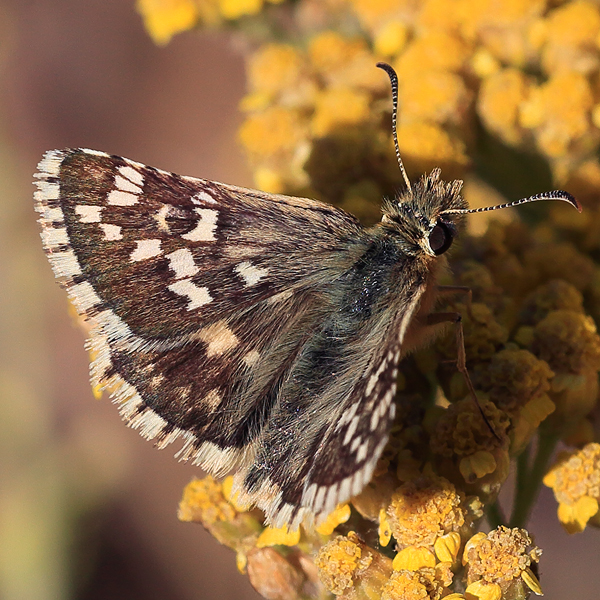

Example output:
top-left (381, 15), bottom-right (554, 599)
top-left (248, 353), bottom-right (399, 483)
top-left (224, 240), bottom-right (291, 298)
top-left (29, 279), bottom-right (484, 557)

top-left (192, 191), bottom-right (217, 205)
top-left (204, 388), bottom-right (222, 410)
top-left (198, 321), bottom-right (239, 356)
top-left (166, 248), bottom-right (198, 279)
top-left (168, 279), bottom-right (212, 310)
top-left (130, 239), bottom-right (162, 261)
top-left (82, 149), bottom-right (109, 158)
top-left (357, 441), bottom-right (369, 462)
top-left (182, 208), bottom-right (218, 242)
top-left (154, 205), bottom-right (170, 232)
top-left (235, 261), bottom-right (269, 287)
top-left (75, 205), bottom-right (102, 223)
top-left (115, 175), bottom-right (142, 194)
top-left (343, 416), bottom-right (359, 445)
top-left (243, 350), bottom-right (260, 367)
top-left (100, 223), bottom-right (123, 240)
top-left (108, 190), bottom-right (139, 206)
top-left (118, 164), bottom-right (144, 186)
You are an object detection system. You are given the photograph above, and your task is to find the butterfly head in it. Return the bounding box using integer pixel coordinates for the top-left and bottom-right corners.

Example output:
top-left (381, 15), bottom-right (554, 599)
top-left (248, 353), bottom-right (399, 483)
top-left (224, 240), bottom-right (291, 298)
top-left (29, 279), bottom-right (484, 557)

top-left (376, 61), bottom-right (581, 258)
top-left (381, 169), bottom-right (467, 257)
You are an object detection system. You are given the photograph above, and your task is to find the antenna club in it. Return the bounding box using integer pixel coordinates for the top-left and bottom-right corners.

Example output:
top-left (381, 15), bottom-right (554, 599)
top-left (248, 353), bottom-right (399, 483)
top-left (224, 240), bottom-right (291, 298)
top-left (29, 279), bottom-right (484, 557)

top-left (442, 189), bottom-right (581, 216)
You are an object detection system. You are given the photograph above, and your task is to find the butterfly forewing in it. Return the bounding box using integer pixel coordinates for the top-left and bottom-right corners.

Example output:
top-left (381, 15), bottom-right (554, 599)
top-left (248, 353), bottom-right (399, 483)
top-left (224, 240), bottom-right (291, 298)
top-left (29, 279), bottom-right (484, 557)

top-left (35, 147), bottom-right (429, 526)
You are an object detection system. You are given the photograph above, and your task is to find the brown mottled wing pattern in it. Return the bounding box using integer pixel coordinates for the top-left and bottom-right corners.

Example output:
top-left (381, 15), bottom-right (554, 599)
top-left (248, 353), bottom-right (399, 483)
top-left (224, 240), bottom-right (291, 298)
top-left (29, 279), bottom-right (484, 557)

top-left (34, 148), bottom-right (427, 526)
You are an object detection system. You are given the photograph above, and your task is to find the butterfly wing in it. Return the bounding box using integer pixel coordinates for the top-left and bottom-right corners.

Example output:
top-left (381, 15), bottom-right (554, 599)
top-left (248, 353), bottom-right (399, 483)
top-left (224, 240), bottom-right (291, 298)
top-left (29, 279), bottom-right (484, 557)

top-left (35, 148), bottom-right (428, 525)
top-left (235, 239), bottom-right (427, 527)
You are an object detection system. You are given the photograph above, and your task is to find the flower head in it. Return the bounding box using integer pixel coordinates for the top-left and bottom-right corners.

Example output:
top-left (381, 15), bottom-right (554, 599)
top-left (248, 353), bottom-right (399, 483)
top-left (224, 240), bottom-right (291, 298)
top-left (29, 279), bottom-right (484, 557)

top-left (544, 442), bottom-right (600, 533)
top-left (381, 565), bottom-right (453, 600)
top-left (315, 531), bottom-right (392, 597)
top-left (386, 475), bottom-right (469, 551)
top-left (463, 527), bottom-right (543, 598)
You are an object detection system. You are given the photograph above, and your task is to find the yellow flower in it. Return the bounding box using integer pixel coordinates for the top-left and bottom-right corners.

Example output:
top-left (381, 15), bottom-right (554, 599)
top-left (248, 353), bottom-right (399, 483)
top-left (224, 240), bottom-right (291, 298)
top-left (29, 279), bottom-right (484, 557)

top-left (239, 106), bottom-right (305, 159)
top-left (136, 0), bottom-right (201, 45)
top-left (381, 565), bottom-right (453, 600)
top-left (530, 310), bottom-right (600, 374)
top-left (178, 477), bottom-right (262, 549)
top-left (431, 399), bottom-right (509, 461)
top-left (463, 527), bottom-right (543, 598)
top-left (256, 524), bottom-right (301, 547)
top-left (315, 503), bottom-right (352, 535)
top-left (315, 532), bottom-right (367, 595)
top-left (386, 476), bottom-right (468, 550)
top-left (464, 580), bottom-right (502, 600)
top-left (308, 31), bottom-right (367, 76)
top-left (395, 31), bottom-right (470, 78)
top-left (315, 531), bottom-right (392, 597)
top-left (477, 68), bottom-right (532, 146)
top-left (544, 443), bottom-right (600, 533)
top-left (434, 532), bottom-right (462, 564)
top-left (541, 0), bottom-right (600, 74)
top-left (400, 71), bottom-right (471, 127)
top-left (247, 43), bottom-right (305, 96)
top-left (522, 242), bottom-right (595, 292)
top-left (392, 546), bottom-right (436, 571)
top-left (477, 349), bottom-right (555, 447)
top-left (430, 398), bottom-right (510, 493)
top-left (217, 0), bottom-right (263, 20)
top-left (519, 280), bottom-right (584, 326)
top-left (178, 476), bottom-right (236, 524)
top-left (348, 0), bottom-right (407, 32)
top-left (374, 21), bottom-right (409, 57)
top-left (396, 121), bottom-right (469, 176)
top-left (525, 72), bottom-right (595, 158)
top-left (311, 87), bottom-right (371, 136)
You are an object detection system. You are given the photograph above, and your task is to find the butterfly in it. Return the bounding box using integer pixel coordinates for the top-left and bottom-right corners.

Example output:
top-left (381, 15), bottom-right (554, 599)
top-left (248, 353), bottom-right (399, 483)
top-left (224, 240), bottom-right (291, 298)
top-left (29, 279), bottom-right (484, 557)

top-left (34, 63), bottom-right (579, 528)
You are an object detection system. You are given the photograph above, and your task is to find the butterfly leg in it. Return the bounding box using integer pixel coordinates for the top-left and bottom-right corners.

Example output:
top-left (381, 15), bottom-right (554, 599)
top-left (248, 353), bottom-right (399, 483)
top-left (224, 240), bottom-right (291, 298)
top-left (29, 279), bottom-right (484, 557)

top-left (436, 285), bottom-right (473, 319)
top-left (426, 311), bottom-right (499, 438)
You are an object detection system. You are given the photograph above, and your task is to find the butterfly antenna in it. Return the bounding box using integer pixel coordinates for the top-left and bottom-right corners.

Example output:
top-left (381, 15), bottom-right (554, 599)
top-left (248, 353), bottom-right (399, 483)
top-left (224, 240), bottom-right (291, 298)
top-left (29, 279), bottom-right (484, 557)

top-left (442, 190), bottom-right (581, 215)
top-left (377, 62), bottom-right (412, 195)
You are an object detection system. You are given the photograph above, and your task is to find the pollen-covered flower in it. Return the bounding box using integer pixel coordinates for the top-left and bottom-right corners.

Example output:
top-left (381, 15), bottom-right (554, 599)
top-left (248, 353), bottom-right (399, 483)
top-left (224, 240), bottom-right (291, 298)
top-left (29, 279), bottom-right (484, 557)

top-left (315, 531), bottom-right (392, 598)
top-left (519, 279), bottom-right (584, 326)
top-left (477, 68), bottom-right (533, 146)
top-left (385, 475), bottom-right (472, 554)
top-left (543, 442), bottom-right (600, 533)
top-left (381, 564), bottom-right (454, 600)
top-left (530, 310), bottom-right (600, 374)
top-left (476, 349), bottom-right (555, 452)
top-left (178, 476), bottom-right (263, 550)
top-left (522, 242), bottom-right (595, 293)
top-left (463, 527), bottom-right (543, 599)
top-left (430, 398), bottom-right (510, 496)
top-left (178, 476), bottom-right (237, 524)
top-left (539, 0), bottom-right (600, 75)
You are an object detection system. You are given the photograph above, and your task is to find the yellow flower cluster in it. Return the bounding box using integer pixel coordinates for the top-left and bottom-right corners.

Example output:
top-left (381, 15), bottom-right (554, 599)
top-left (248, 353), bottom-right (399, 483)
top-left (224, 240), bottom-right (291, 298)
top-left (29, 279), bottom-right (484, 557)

top-left (135, 1), bottom-right (600, 597)
top-left (136, 0), bottom-right (287, 44)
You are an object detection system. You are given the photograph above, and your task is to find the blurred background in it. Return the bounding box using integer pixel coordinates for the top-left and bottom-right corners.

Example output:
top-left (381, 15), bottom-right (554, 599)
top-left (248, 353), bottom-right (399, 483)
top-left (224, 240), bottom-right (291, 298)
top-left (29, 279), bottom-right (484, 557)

top-left (0, 1), bottom-right (599, 599)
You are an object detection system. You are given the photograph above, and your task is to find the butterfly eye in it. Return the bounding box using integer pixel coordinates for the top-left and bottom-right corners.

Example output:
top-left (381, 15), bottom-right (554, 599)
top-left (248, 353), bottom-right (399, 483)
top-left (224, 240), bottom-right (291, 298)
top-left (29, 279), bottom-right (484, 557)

top-left (428, 220), bottom-right (454, 255)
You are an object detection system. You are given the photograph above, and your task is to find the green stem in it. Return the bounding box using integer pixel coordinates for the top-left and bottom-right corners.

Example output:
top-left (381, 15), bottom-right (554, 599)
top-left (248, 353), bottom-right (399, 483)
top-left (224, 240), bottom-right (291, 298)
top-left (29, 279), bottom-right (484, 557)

top-left (510, 432), bottom-right (559, 528)
top-left (486, 500), bottom-right (506, 529)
